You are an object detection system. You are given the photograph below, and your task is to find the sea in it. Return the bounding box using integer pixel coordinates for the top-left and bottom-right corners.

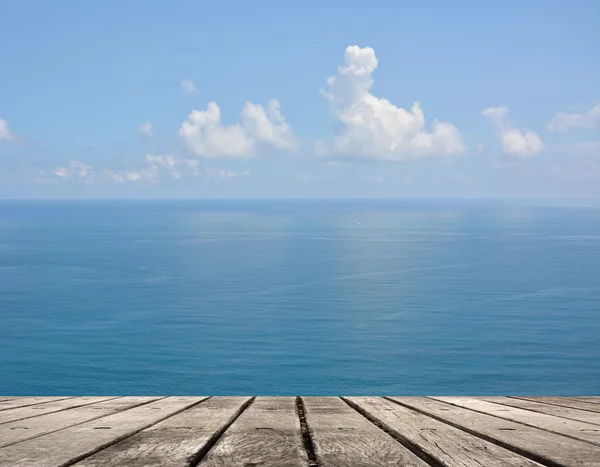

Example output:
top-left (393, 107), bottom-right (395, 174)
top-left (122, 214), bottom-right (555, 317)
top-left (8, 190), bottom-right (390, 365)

top-left (0, 200), bottom-right (598, 395)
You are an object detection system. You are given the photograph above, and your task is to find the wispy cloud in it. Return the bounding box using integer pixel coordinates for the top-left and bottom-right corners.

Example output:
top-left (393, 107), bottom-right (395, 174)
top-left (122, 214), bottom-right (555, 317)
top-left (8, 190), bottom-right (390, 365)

top-left (0, 118), bottom-right (15, 141)
top-left (180, 78), bottom-right (196, 94)
top-left (138, 122), bottom-right (153, 137)
top-left (205, 165), bottom-right (250, 181)
top-left (548, 105), bottom-right (600, 132)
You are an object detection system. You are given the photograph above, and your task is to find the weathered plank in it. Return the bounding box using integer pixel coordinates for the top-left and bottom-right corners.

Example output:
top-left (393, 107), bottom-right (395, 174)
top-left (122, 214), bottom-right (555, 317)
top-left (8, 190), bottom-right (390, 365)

top-left (0, 396), bottom-right (160, 448)
top-left (0, 397), bottom-right (72, 412)
top-left (72, 397), bottom-right (251, 467)
top-left (513, 397), bottom-right (600, 414)
top-left (482, 397), bottom-right (600, 426)
top-left (345, 397), bottom-right (543, 467)
top-left (0, 397), bottom-right (202, 467)
top-left (0, 396), bottom-right (119, 425)
top-left (432, 396), bottom-right (600, 445)
top-left (389, 397), bottom-right (600, 467)
top-left (302, 397), bottom-right (428, 467)
top-left (197, 397), bottom-right (308, 467)
top-left (567, 397), bottom-right (600, 404)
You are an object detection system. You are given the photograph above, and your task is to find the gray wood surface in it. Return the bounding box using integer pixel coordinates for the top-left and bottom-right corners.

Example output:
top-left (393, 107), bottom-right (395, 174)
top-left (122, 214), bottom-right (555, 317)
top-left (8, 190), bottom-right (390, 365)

top-left (482, 397), bottom-right (600, 426)
top-left (0, 397), bottom-right (72, 412)
top-left (567, 397), bottom-right (600, 404)
top-left (72, 397), bottom-right (251, 467)
top-left (345, 397), bottom-right (544, 467)
top-left (0, 396), bottom-right (160, 448)
top-left (0, 396), bottom-right (119, 425)
top-left (390, 397), bottom-right (600, 466)
top-left (1, 396), bottom-right (599, 466)
top-left (565, 397), bottom-right (600, 405)
top-left (513, 397), bottom-right (600, 414)
top-left (302, 396), bottom-right (428, 467)
top-left (0, 397), bottom-right (202, 467)
top-left (432, 396), bottom-right (600, 445)
top-left (197, 397), bottom-right (308, 467)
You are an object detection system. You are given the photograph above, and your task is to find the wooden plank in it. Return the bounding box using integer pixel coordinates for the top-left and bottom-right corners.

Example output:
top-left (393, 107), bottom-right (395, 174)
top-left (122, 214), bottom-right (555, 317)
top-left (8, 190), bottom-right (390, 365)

top-left (389, 397), bottom-right (600, 467)
top-left (567, 397), bottom-right (600, 404)
top-left (0, 397), bottom-right (120, 425)
top-left (0, 397), bottom-right (72, 412)
top-left (302, 397), bottom-right (428, 467)
top-left (432, 396), bottom-right (600, 445)
top-left (344, 397), bottom-right (543, 467)
top-left (0, 397), bottom-right (203, 467)
top-left (197, 397), bottom-right (308, 467)
top-left (0, 396), bottom-right (160, 448)
top-left (513, 397), bottom-right (600, 414)
top-left (482, 397), bottom-right (600, 426)
top-left (72, 397), bottom-right (251, 467)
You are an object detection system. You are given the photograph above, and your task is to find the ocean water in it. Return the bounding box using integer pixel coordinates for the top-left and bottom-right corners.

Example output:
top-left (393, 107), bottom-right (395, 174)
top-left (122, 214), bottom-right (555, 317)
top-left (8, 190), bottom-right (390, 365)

top-left (0, 200), bottom-right (599, 395)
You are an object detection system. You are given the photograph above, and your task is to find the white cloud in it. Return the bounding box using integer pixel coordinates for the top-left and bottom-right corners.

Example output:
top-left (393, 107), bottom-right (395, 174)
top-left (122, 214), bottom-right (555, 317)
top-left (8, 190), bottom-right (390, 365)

top-left (103, 165), bottom-right (158, 183)
top-left (180, 102), bottom-right (255, 157)
top-left (146, 154), bottom-right (176, 169)
top-left (104, 154), bottom-right (188, 183)
top-left (179, 100), bottom-right (297, 158)
top-left (51, 160), bottom-right (93, 181)
top-left (181, 79), bottom-right (196, 94)
top-left (138, 122), bottom-right (153, 137)
top-left (242, 99), bottom-right (298, 150)
top-left (483, 106), bottom-right (542, 158)
top-left (320, 45), bottom-right (464, 161)
top-left (205, 165), bottom-right (250, 181)
top-left (548, 105), bottom-right (600, 132)
top-left (0, 119), bottom-right (15, 141)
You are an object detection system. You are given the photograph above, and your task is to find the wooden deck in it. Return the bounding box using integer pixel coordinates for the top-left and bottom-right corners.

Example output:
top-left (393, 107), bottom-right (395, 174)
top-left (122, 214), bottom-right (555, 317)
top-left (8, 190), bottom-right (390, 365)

top-left (0, 397), bottom-right (599, 466)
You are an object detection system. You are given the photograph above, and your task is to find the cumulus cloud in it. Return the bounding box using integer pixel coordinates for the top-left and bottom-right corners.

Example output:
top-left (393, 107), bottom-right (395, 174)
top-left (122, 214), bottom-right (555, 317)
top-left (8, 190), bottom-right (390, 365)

top-left (181, 79), bottom-right (196, 94)
top-left (138, 122), bottom-right (153, 137)
top-left (0, 119), bottom-right (15, 141)
top-left (320, 45), bottom-right (464, 161)
top-left (483, 106), bottom-right (542, 158)
top-left (179, 100), bottom-right (297, 158)
top-left (242, 99), bottom-right (298, 150)
top-left (548, 105), bottom-right (600, 132)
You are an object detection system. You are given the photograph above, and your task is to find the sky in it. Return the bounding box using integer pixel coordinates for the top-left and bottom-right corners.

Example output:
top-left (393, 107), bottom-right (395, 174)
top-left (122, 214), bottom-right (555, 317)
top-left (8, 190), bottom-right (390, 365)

top-left (1, 0), bottom-right (599, 199)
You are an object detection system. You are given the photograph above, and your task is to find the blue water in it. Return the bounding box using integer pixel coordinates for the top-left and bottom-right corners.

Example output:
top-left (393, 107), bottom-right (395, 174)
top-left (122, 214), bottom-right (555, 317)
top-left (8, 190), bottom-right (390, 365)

top-left (0, 200), bottom-right (599, 395)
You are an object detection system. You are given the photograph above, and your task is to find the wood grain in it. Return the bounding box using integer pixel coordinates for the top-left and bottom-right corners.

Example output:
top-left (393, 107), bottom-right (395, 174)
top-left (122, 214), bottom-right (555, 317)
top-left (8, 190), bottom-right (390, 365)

top-left (389, 397), bottom-right (600, 467)
top-left (0, 396), bottom-right (119, 425)
top-left (513, 397), bottom-right (600, 414)
top-left (432, 396), bottom-right (600, 445)
top-left (302, 396), bottom-right (428, 467)
top-left (345, 397), bottom-right (544, 467)
top-left (72, 397), bottom-right (251, 467)
top-left (482, 397), bottom-right (600, 426)
top-left (0, 397), bottom-right (202, 467)
top-left (566, 397), bottom-right (600, 404)
top-left (0, 396), bottom-right (160, 448)
top-left (197, 397), bottom-right (309, 467)
top-left (0, 397), bottom-right (72, 412)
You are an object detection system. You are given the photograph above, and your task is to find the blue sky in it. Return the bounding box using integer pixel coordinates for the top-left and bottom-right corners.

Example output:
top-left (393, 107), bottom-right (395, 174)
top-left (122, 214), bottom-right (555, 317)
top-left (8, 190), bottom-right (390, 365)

top-left (1, 0), bottom-right (599, 198)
